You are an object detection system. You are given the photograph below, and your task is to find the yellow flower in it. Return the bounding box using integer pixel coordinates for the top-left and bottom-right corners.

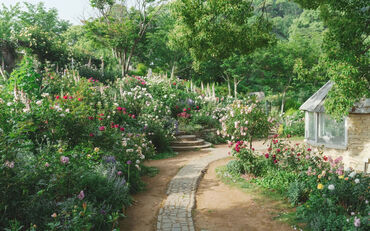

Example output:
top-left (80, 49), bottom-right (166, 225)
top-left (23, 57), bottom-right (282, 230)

top-left (317, 183), bottom-right (324, 190)
top-left (58, 148), bottom-right (63, 153)
top-left (94, 147), bottom-right (100, 152)
top-left (338, 175), bottom-right (344, 179)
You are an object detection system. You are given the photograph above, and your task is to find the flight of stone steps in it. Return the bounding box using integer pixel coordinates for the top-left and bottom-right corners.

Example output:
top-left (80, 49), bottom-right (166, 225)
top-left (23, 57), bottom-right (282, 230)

top-left (170, 133), bottom-right (212, 152)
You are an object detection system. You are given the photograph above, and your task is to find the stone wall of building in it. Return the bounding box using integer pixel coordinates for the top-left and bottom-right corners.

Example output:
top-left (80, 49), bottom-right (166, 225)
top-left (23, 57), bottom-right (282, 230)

top-left (325, 113), bottom-right (370, 172)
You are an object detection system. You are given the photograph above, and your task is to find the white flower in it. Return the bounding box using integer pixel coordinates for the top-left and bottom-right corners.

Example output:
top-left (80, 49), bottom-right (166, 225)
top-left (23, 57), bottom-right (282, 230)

top-left (354, 178), bottom-right (360, 184)
top-left (65, 108), bottom-right (70, 113)
top-left (136, 160), bottom-right (140, 164)
top-left (7, 102), bottom-right (12, 106)
top-left (349, 171), bottom-right (356, 178)
top-left (126, 149), bottom-right (133, 153)
top-left (328, 184), bottom-right (335, 190)
top-left (41, 93), bottom-right (49, 97)
top-left (23, 108), bottom-right (30, 113)
top-left (36, 100), bottom-right (43, 105)
top-left (60, 113), bottom-right (65, 117)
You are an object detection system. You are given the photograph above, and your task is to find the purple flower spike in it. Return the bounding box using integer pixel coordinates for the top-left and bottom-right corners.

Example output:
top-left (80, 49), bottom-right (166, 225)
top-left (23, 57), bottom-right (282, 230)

top-left (127, 160), bottom-right (132, 165)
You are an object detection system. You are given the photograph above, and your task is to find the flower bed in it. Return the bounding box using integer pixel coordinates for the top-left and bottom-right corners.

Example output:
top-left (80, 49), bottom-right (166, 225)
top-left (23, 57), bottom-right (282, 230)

top-left (227, 136), bottom-right (369, 230)
top-left (0, 59), bottom-right (223, 229)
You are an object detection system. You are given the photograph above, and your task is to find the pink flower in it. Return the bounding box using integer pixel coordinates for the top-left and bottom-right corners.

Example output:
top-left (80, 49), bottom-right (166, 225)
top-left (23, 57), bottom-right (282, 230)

top-left (99, 126), bottom-right (105, 131)
top-left (114, 124), bottom-right (119, 128)
top-left (56, 95), bottom-right (60, 100)
top-left (120, 127), bottom-right (125, 132)
top-left (354, 217), bottom-right (361, 227)
top-left (89, 133), bottom-right (94, 137)
top-left (78, 98), bottom-right (82, 101)
top-left (77, 190), bottom-right (85, 200)
top-left (276, 149), bottom-right (281, 153)
top-left (63, 95), bottom-right (68, 99)
top-left (117, 107), bottom-right (123, 111)
top-left (117, 171), bottom-right (123, 176)
top-left (132, 115), bottom-right (136, 119)
top-left (45, 162), bottom-right (50, 167)
top-left (127, 160), bottom-right (132, 165)
top-left (183, 108), bottom-right (187, 112)
top-left (60, 156), bottom-right (69, 164)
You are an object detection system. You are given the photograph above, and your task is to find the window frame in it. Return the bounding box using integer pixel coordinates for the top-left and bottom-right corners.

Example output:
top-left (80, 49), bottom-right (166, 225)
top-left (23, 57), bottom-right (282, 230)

top-left (305, 111), bottom-right (348, 149)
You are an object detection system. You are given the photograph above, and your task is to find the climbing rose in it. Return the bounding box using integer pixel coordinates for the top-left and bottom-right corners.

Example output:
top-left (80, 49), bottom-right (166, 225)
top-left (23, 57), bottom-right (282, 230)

top-left (78, 98), bottom-right (82, 101)
top-left (120, 127), bottom-right (125, 132)
top-left (265, 153), bottom-right (269, 158)
top-left (307, 148), bottom-right (312, 152)
top-left (183, 108), bottom-right (186, 112)
top-left (88, 116), bottom-right (94, 120)
top-left (56, 95), bottom-right (60, 99)
top-left (99, 126), bottom-right (105, 131)
top-left (89, 133), bottom-right (94, 137)
top-left (63, 95), bottom-right (68, 99)
top-left (117, 107), bottom-right (123, 111)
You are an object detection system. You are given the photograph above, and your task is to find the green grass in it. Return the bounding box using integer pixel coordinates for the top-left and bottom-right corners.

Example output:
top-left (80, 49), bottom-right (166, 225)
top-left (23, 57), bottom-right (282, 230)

top-left (150, 151), bottom-right (178, 160)
top-left (216, 165), bottom-right (304, 229)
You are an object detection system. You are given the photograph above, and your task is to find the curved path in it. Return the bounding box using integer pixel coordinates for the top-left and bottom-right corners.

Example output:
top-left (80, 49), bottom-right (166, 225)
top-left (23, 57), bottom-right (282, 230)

top-left (156, 144), bottom-right (267, 231)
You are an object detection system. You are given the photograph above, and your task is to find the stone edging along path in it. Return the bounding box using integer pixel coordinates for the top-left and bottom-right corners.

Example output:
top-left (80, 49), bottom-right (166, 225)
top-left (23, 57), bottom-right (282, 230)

top-left (156, 148), bottom-right (228, 231)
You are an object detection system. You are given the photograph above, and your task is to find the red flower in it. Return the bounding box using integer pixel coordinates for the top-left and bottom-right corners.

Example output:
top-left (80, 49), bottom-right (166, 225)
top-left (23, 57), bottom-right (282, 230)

top-left (99, 113), bottom-right (104, 116)
top-left (273, 134), bottom-right (278, 138)
top-left (252, 148), bottom-right (255, 151)
top-left (183, 108), bottom-right (187, 112)
top-left (88, 116), bottom-right (94, 120)
top-left (78, 98), bottom-right (82, 101)
top-left (132, 115), bottom-right (136, 119)
top-left (307, 148), bottom-right (312, 152)
top-left (98, 118), bottom-right (103, 121)
top-left (272, 155), bottom-right (276, 158)
top-left (111, 122), bottom-right (114, 128)
top-left (287, 134), bottom-right (291, 138)
top-left (117, 107), bottom-right (123, 111)
top-left (172, 82), bottom-right (176, 85)
top-left (114, 124), bottom-right (119, 128)
top-left (323, 156), bottom-right (328, 161)
top-left (276, 148), bottom-right (281, 153)
top-left (175, 105), bottom-right (179, 109)
top-left (56, 95), bottom-right (60, 99)
top-left (196, 106), bottom-right (199, 109)
top-left (89, 133), bottom-right (94, 137)
top-left (99, 126), bottom-right (105, 131)
top-left (141, 81), bottom-right (146, 85)
top-left (69, 96), bottom-right (73, 99)
top-left (274, 159), bottom-right (278, 164)
top-left (297, 153), bottom-right (301, 156)
top-left (120, 127), bottom-right (125, 131)
top-left (63, 95), bottom-right (68, 99)
top-left (265, 153), bottom-right (269, 158)
top-left (268, 147), bottom-right (272, 151)
top-left (187, 108), bottom-right (191, 111)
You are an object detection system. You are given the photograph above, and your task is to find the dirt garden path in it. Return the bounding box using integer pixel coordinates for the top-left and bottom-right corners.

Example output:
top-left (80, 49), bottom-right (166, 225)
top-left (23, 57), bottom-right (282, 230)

top-left (119, 141), bottom-right (295, 231)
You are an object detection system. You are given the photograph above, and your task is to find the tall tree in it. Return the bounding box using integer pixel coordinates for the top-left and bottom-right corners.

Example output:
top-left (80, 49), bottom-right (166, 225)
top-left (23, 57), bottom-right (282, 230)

top-left (85, 0), bottom-right (166, 77)
top-left (293, 0), bottom-right (370, 119)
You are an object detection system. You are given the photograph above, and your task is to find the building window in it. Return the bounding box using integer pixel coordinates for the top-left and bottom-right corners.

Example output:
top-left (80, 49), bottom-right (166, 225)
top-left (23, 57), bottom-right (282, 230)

top-left (305, 112), bottom-right (347, 148)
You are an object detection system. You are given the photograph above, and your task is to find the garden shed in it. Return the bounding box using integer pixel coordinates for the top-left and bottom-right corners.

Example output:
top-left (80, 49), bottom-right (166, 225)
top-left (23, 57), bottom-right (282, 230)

top-left (299, 81), bottom-right (370, 172)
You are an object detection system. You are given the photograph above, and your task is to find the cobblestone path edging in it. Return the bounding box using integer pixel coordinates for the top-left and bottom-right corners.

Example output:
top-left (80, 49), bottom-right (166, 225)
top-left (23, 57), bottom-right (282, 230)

top-left (156, 148), bottom-right (228, 231)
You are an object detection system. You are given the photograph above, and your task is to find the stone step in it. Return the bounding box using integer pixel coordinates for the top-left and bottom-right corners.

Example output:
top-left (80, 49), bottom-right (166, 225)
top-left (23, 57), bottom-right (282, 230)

top-left (171, 138), bottom-right (205, 146)
top-left (176, 135), bottom-right (197, 141)
top-left (170, 142), bottom-right (212, 151)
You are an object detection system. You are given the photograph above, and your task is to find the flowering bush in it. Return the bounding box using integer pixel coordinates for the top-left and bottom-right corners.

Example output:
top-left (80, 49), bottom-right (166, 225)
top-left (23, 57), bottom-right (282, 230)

top-left (227, 135), bottom-right (369, 230)
top-left (219, 100), bottom-right (273, 147)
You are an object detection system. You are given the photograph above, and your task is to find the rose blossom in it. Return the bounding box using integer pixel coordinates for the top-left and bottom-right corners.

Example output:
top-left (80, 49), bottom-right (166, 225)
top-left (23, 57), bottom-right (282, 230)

top-left (99, 126), bottom-right (105, 131)
top-left (77, 190), bottom-right (85, 200)
top-left (60, 156), bottom-right (69, 164)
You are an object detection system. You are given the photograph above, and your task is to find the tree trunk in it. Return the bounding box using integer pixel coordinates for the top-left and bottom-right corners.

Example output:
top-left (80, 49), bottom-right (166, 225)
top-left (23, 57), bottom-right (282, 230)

top-left (171, 64), bottom-right (176, 79)
top-left (228, 77), bottom-right (231, 96)
top-left (234, 77), bottom-right (238, 98)
top-left (280, 91), bottom-right (286, 115)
